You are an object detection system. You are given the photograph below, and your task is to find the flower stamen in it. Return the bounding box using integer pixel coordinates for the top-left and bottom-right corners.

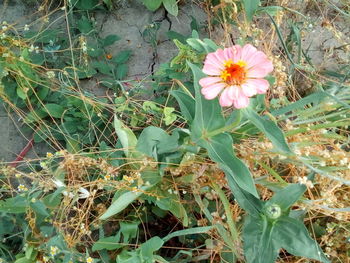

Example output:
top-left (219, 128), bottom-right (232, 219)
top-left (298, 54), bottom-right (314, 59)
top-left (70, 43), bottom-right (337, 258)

top-left (221, 59), bottom-right (247, 85)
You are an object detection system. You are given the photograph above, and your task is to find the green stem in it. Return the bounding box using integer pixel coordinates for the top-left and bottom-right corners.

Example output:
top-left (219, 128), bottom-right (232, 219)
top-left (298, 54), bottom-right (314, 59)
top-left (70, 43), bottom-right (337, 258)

top-left (212, 183), bottom-right (240, 248)
top-left (205, 110), bottom-right (242, 138)
top-left (194, 193), bottom-right (239, 261)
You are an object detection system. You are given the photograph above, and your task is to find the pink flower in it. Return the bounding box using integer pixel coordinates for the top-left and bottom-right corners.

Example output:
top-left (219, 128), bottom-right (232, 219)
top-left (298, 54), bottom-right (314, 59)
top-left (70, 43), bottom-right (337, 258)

top-left (199, 44), bottom-right (273, 108)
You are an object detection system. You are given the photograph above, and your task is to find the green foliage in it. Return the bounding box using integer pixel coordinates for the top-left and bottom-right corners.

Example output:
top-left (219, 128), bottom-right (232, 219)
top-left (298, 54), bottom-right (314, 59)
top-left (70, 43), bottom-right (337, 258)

top-left (141, 0), bottom-right (178, 16)
top-left (242, 0), bottom-right (261, 22)
top-left (1, 1), bottom-right (349, 262)
top-left (243, 184), bottom-right (329, 263)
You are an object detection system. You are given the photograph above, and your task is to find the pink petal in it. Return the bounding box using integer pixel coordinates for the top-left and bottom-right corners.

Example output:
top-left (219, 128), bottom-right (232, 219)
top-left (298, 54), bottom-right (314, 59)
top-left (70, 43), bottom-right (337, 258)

top-left (231, 45), bottom-right (243, 63)
top-left (219, 88), bottom-right (233, 107)
top-left (248, 60), bottom-right (274, 77)
top-left (247, 65), bottom-right (272, 78)
top-left (203, 63), bottom-right (222, 75)
top-left (205, 50), bottom-right (225, 69)
top-left (199, 77), bottom-right (222, 88)
top-left (241, 44), bottom-right (258, 62)
top-left (214, 49), bottom-right (227, 62)
top-left (245, 79), bottom-right (270, 94)
top-left (201, 83), bottom-right (226, 100)
top-left (227, 85), bottom-right (241, 100)
top-left (241, 80), bottom-right (258, 97)
top-left (233, 89), bottom-right (250, 109)
top-left (223, 47), bottom-right (234, 61)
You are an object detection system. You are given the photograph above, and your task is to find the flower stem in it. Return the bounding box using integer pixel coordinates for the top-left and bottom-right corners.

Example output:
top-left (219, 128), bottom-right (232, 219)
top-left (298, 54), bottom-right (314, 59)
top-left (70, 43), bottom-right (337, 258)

top-left (205, 110), bottom-right (242, 138)
top-left (212, 183), bottom-right (240, 250)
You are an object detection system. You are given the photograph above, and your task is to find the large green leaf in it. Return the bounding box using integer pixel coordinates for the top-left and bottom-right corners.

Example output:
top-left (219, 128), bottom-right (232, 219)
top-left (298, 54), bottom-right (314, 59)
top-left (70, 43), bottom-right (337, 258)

top-left (189, 62), bottom-right (225, 141)
top-left (44, 103), bottom-right (64, 118)
top-left (242, 0), bottom-right (261, 22)
top-left (202, 134), bottom-right (259, 198)
top-left (242, 108), bottom-right (291, 154)
top-left (163, 0), bottom-right (178, 16)
top-left (102, 34), bottom-right (121, 47)
top-left (140, 237), bottom-right (164, 260)
top-left (136, 126), bottom-right (179, 160)
top-left (0, 196), bottom-right (27, 213)
top-left (163, 226), bottom-right (214, 242)
top-left (243, 215), bottom-right (279, 263)
top-left (275, 217), bottom-right (330, 263)
top-left (92, 235), bottom-right (123, 251)
top-left (226, 175), bottom-right (262, 215)
top-left (100, 185), bottom-right (151, 220)
top-left (170, 90), bottom-right (195, 122)
top-left (142, 0), bottom-right (162, 11)
top-left (266, 183), bottom-right (306, 212)
top-left (114, 115), bottom-right (140, 158)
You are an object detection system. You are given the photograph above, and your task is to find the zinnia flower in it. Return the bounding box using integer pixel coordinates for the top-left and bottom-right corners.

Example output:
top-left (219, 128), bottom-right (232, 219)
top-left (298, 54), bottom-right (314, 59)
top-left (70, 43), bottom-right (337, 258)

top-left (199, 44), bottom-right (273, 108)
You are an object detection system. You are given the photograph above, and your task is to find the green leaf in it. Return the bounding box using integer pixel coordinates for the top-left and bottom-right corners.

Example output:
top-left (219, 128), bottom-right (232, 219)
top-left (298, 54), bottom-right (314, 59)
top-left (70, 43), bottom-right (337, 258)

top-left (140, 237), bottom-right (164, 260)
top-left (92, 235), bottom-right (123, 251)
top-left (112, 50), bottom-right (132, 64)
top-left (24, 108), bottom-right (48, 123)
top-left (136, 126), bottom-right (179, 160)
top-left (163, 107), bottom-right (177, 125)
top-left (242, 0), bottom-right (260, 22)
top-left (186, 38), bottom-right (218, 53)
top-left (202, 133), bottom-right (259, 198)
top-left (92, 61), bottom-right (113, 76)
top-left (156, 190), bottom-right (188, 226)
top-left (142, 0), bottom-right (163, 11)
top-left (77, 16), bottom-right (93, 34)
top-left (120, 221), bottom-right (139, 242)
top-left (103, 0), bottom-right (112, 9)
top-left (0, 196), bottom-right (27, 213)
top-left (44, 103), bottom-right (65, 118)
top-left (242, 108), bottom-right (291, 153)
top-left (266, 183), bottom-right (306, 212)
top-left (100, 185), bottom-right (151, 220)
top-left (188, 62), bottom-right (225, 141)
top-left (163, 0), bottom-right (178, 16)
top-left (163, 226), bottom-right (214, 242)
top-left (75, 0), bottom-right (99, 10)
top-left (116, 63), bottom-right (128, 80)
top-left (102, 34), bottom-right (121, 47)
top-left (243, 215), bottom-right (279, 263)
top-left (274, 217), bottom-right (330, 263)
top-left (170, 90), bottom-right (195, 122)
top-left (114, 115), bottom-right (140, 159)
top-left (30, 200), bottom-right (49, 217)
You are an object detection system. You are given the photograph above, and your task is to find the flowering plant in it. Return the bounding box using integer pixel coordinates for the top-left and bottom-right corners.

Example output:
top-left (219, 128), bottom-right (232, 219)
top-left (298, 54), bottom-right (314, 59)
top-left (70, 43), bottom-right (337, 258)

top-left (200, 44), bottom-right (273, 108)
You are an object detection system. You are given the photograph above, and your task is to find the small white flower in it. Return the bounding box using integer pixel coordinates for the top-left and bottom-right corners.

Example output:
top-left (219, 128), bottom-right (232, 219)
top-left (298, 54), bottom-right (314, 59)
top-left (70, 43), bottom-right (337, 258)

top-left (340, 158), bottom-right (348, 166)
top-left (18, 184), bottom-right (28, 192)
top-left (46, 71), bottom-right (55, 79)
top-left (319, 161), bottom-right (326, 167)
top-left (24, 24), bottom-right (29, 31)
top-left (29, 45), bottom-right (35, 52)
top-left (40, 161), bottom-right (48, 169)
top-left (2, 25), bottom-right (7, 31)
top-left (63, 191), bottom-right (75, 198)
top-left (297, 177), bottom-right (314, 188)
top-left (78, 187), bottom-right (90, 199)
top-left (50, 246), bottom-right (59, 256)
top-left (53, 179), bottom-right (66, 188)
top-left (86, 257), bottom-right (93, 263)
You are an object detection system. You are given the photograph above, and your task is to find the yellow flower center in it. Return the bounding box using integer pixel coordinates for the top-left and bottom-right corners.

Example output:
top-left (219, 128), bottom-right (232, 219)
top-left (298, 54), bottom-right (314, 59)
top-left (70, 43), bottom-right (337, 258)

top-left (220, 59), bottom-right (247, 85)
